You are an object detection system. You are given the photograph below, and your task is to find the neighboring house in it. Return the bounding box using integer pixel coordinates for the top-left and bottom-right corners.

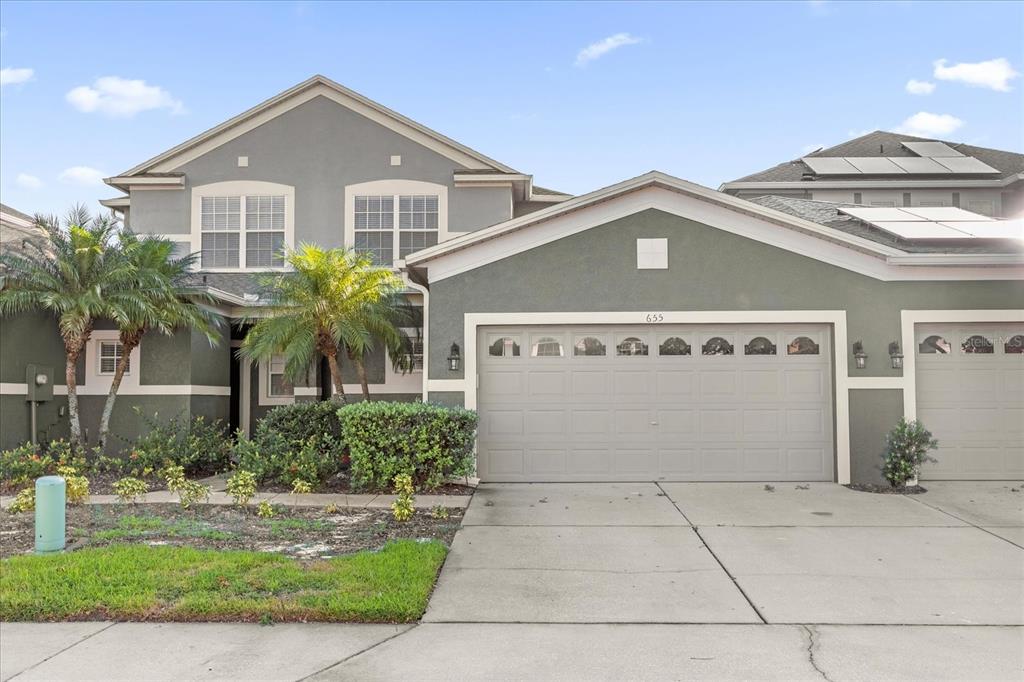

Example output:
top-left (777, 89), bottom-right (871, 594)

top-left (0, 203), bottom-right (45, 257)
top-left (1, 77), bottom-right (1021, 486)
top-left (719, 131), bottom-right (1024, 218)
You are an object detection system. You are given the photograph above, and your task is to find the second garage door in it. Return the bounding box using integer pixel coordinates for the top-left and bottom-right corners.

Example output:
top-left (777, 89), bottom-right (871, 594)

top-left (476, 324), bottom-right (835, 482)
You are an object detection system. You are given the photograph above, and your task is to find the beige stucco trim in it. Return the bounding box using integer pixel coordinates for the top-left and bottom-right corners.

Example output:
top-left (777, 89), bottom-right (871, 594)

top-left (456, 309), bottom-right (853, 485)
top-left (0, 383), bottom-right (230, 396)
top-left (900, 309), bottom-right (1024, 422)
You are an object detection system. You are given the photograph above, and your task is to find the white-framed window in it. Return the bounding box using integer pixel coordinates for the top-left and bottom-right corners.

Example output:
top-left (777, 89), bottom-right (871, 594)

top-left (98, 341), bottom-right (129, 375)
top-left (401, 327), bottom-right (424, 372)
top-left (266, 355), bottom-right (294, 398)
top-left (345, 180), bottom-right (448, 267)
top-left (192, 181), bottom-right (295, 272)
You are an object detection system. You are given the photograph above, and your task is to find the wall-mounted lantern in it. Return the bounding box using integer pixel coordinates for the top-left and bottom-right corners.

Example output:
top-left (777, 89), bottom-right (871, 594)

top-left (852, 341), bottom-right (868, 370)
top-left (888, 341), bottom-right (904, 370)
top-left (447, 343), bottom-right (461, 372)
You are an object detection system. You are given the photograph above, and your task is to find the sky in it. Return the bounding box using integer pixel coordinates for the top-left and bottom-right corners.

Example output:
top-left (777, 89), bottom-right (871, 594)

top-left (1, 0), bottom-right (1022, 216)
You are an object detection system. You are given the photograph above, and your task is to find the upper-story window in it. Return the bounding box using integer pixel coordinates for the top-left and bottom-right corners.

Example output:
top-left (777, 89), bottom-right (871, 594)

top-left (346, 180), bottom-right (448, 267)
top-left (192, 181), bottom-right (295, 271)
top-left (354, 194), bottom-right (439, 265)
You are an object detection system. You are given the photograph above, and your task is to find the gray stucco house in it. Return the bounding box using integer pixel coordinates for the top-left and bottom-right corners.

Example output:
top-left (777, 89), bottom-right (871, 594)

top-left (2, 75), bottom-right (1021, 485)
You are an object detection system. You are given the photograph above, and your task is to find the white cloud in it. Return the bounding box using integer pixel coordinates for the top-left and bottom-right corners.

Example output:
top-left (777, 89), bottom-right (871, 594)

top-left (0, 67), bottom-right (34, 86)
top-left (896, 112), bottom-right (964, 137)
top-left (933, 58), bottom-right (1019, 92)
top-left (905, 79), bottom-right (935, 95)
top-left (66, 76), bottom-right (184, 117)
top-left (58, 166), bottom-right (107, 186)
top-left (574, 33), bottom-right (643, 67)
top-left (15, 173), bottom-right (42, 189)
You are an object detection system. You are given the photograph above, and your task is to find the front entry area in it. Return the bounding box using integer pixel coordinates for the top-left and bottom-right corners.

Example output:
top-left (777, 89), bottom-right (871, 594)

top-left (476, 324), bottom-right (835, 482)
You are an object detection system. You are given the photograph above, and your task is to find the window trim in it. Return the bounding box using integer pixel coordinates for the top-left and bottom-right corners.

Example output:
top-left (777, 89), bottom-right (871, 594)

top-left (84, 330), bottom-right (142, 392)
top-left (344, 179), bottom-right (450, 267)
top-left (97, 340), bottom-right (130, 376)
top-left (258, 355), bottom-right (296, 406)
top-left (190, 181), bottom-right (295, 272)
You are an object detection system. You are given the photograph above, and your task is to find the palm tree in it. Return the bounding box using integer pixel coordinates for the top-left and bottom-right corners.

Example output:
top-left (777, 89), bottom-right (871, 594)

top-left (239, 245), bottom-right (405, 402)
top-left (344, 292), bottom-right (418, 399)
top-left (97, 233), bottom-right (221, 450)
top-left (0, 207), bottom-right (140, 448)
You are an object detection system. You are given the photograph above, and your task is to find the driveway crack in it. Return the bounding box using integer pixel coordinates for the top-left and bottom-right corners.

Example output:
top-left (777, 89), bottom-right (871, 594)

top-left (296, 624), bottom-right (416, 681)
top-left (801, 624), bottom-right (834, 682)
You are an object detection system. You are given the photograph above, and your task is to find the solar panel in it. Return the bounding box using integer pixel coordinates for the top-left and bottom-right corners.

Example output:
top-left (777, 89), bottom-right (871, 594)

top-left (802, 157), bottom-right (860, 174)
top-left (940, 220), bottom-right (1024, 239)
top-left (901, 141), bottom-right (965, 158)
top-left (932, 156), bottom-right (1000, 174)
top-left (844, 157), bottom-right (907, 174)
top-left (900, 207), bottom-right (994, 222)
top-left (871, 222), bottom-right (974, 239)
top-left (839, 207), bottom-right (919, 222)
top-left (889, 157), bottom-right (953, 174)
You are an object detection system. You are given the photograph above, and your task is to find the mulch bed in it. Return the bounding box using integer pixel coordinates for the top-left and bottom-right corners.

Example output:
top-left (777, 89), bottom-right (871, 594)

top-left (845, 483), bottom-right (927, 495)
top-left (0, 503), bottom-right (463, 560)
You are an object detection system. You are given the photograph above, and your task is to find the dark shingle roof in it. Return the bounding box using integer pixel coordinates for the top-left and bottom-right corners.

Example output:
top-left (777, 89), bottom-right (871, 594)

top-left (0, 203), bottom-right (35, 222)
top-left (532, 185), bottom-right (571, 197)
top-left (729, 131), bottom-right (1024, 183)
top-left (749, 195), bottom-right (1022, 254)
top-left (184, 272), bottom-right (269, 301)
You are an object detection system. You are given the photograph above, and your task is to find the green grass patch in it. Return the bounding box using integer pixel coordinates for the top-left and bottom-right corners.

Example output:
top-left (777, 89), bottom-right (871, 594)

top-left (91, 515), bottom-right (234, 542)
top-left (1, 540), bottom-right (448, 623)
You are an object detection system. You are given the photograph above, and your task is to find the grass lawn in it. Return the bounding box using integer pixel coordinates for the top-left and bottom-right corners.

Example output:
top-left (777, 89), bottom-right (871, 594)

top-left (0, 540), bottom-right (447, 623)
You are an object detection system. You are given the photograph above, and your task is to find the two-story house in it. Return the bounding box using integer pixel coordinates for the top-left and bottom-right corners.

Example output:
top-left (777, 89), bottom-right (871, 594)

top-left (719, 130), bottom-right (1024, 218)
top-left (2, 76), bottom-right (1021, 486)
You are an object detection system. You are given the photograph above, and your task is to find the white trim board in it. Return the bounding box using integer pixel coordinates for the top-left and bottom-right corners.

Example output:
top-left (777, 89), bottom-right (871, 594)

top-left (404, 173), bottom-right (1022, 282)
top-left (900, 309), bottom-right (1024, 421)
top-left (118, 77), bottom-right (515, 177)
top-left (1, 383), bottom-right (230, 396)
top-left (453, 310), bottom-right (853, 485)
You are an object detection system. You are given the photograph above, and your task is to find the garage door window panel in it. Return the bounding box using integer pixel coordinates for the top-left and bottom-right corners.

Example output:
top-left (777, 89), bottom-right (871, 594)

top-left (919, 334), bottom-right (952, 354)
top-left (531, 336), bottom-right (564, 357)
top-left (744, 336), bottom-right (777, 355)
top-left (488, 336), bottom-right (521, 358)
top-left (961, 334), bottom-right (994, 354)
top-left (1005, 335), bottom-right (1024, 354)
top-left (787, 336), bottom-right (820, 355)
top-left (658, 336), bottom-right (692, 356)
top-left (616, 336), bottom-right (649, 356)
top-left (574, 336), bottom-right (607, 356)
top-left (701, 335), bottom-right (734, 356)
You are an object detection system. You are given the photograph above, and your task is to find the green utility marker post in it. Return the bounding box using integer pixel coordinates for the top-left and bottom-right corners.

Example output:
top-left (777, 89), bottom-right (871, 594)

top-left (35, 475), bottom-right (66, 553)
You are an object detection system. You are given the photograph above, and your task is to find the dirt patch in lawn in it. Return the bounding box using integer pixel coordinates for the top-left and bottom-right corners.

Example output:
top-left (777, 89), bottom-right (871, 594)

top-left (0, 503), bottom-right (463, 560)
top-left (845, 483), bottom-right (927, 495)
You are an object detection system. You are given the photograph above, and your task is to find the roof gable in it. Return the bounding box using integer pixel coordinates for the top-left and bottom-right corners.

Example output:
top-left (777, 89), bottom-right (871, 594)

top-left (403, 171), bottom-right (1022, 282)
top-left (118, 75), bottom-right (518, 177)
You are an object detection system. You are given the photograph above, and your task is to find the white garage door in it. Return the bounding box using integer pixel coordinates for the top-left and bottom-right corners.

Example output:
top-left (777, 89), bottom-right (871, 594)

top-left (916, 323), bottom-right (1024, 480)
top-left (476, 324), bottom-right (835, 482)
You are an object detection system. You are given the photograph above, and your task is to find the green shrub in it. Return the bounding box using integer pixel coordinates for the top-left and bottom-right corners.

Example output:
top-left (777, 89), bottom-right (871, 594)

top-left (0, 440), bottom-right (87, 486)
top-left (225, 470), bottom-right (257, 506)
top-left (339, 401), bottom-right (478, 491)
top-left (56, 466), bottom-right (89, 505)
top-left (7, 487), bottom-right (35, 514)
top-left (882, 418), bottom-right (939, 487)
top-left (112, 477), bottom-right (150, 503)
top-left (391, 473), bottom-right (415, 521)
top-left (235, 402), bottom-right (346, 486)
top-left (126, 409), bottom-right (232, 476)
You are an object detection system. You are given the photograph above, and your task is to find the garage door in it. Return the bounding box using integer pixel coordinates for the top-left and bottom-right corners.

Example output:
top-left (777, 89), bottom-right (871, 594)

top-left (916, 323), bottom-right (1024, 480)
top-left (476, 324), bottom-right (834, 482)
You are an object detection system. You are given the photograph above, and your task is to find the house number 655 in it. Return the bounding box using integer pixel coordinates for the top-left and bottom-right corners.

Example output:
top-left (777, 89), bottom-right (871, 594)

top-left (645, 313), bottom-right (665, 323)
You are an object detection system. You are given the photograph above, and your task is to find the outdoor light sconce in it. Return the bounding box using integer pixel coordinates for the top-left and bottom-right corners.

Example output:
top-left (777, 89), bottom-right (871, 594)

top-left (852, 341), bottom-right (867, 370)
top-left (447, 343), bottom-right (461, 372)
top-left (888, 341), bottom-right (904, 370)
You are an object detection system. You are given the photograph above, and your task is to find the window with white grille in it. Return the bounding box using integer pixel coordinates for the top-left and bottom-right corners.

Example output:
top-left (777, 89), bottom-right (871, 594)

top-left (200, 196), bottom-right (240, 268)
top-left (400, 327), bottom-right (424, 371)
top-left (353, 193), bottom-right (439, 265)
top-left (200, 194), bottom-right (287, 269)
top-left (245, 195), bottom-right (285, 267)
top-left (266, 355), bottom-right (294, 398)
top-left (98, 341), bottom-right (129, 375)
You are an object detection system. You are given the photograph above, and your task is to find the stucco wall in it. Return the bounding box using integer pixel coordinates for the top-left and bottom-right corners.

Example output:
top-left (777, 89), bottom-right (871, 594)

top-left (128, 96), bottom-right (514, 245)
top-left (423, 208), bottom-right (1020, 483)
top-left (848, 389), bottom-right (904, 485)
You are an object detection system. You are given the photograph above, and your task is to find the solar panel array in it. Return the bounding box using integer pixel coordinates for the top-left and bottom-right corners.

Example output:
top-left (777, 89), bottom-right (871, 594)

top-left (837, 206), bottom-right (1023, 241)
top-left (802, 139), bottom-right (999, 176)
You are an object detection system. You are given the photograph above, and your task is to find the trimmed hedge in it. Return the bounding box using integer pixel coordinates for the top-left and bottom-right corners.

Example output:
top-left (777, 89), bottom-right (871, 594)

top-left (339, 401), bottom-right (478, 491)
top-left (236, 401), bottom-right (346, 485)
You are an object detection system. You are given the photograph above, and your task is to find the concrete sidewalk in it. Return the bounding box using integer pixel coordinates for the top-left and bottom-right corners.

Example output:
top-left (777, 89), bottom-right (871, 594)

top-left (3, 621), bottom-right (1020, 681)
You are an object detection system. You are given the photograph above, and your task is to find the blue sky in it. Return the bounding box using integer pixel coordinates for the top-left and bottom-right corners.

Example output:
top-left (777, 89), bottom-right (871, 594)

top-left (1, 0), bottom-right (1021, 215)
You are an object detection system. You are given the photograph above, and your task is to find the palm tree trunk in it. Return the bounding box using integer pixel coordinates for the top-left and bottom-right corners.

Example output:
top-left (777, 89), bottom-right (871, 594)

top-left (98, 330), bottom-right (143, 451)
top-left (353, 355), bottom-right (371, 400)
top-left (63, 336), bottom-right (86, 449)
top-left (325, 352), bottom-right (346, 403)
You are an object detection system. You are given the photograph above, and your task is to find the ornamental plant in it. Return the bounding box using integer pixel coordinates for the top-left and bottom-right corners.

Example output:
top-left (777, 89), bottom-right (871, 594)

top-left (112, 476), bottom-right (150, 503)
top-left (256, 500), bottom-right (276, 518)
top-left (882, 418), bottom-right (939, 487)
top-left (226, 470), bottom-right (258, 507)
top-left (162, 463), bottom-right (209, 509)
top-left (56, 466), bottom-right (89, 505)
top-left (7, 487), bottom-right (35, 514)
top-left (391, 473), bottom-right (415, 522)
